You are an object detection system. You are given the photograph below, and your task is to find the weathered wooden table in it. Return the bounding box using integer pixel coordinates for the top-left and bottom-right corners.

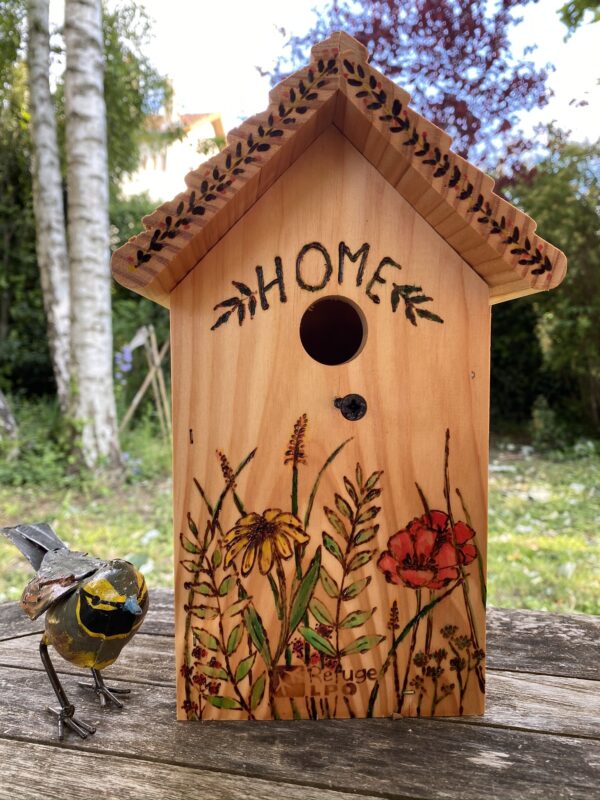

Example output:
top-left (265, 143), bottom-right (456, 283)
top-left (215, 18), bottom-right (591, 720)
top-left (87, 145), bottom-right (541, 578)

top-left (0, 589), bottom-right (598, 799)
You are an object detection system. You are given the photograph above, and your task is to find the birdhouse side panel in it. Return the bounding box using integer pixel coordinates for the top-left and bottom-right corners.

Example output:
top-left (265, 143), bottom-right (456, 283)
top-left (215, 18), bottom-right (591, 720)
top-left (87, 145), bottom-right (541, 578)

top-left (170, 126), bottom-right (490, 722)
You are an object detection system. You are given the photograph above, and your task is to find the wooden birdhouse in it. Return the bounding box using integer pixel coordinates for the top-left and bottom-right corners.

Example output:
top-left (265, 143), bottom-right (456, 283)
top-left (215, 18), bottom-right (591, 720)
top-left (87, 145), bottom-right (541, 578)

top-left (111, 32), bottom-right (566, 722)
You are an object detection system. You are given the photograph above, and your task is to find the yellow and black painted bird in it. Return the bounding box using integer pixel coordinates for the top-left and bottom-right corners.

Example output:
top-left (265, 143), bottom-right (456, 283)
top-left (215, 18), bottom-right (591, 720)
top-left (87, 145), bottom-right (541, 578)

top-left (1, 522), bottom-right (149, 740)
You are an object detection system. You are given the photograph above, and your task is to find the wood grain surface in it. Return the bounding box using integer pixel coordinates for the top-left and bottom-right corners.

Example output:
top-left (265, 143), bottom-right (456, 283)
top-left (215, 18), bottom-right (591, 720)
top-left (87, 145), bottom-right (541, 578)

top-left (0, 591), bottom-right (598, 800)
top-left (170, 126), bottom-right (490, 721)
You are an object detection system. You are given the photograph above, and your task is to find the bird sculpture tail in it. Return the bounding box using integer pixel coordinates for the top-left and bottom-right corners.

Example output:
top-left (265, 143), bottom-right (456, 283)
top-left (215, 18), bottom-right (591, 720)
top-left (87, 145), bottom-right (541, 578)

top-left (0, 522), bottom-right (67, 571)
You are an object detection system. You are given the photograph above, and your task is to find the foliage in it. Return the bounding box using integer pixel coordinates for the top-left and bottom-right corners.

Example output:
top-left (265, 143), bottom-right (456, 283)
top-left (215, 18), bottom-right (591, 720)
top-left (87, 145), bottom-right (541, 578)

top-left (559, 0), bottom-right (600, 35)
top-left (0, 0), bottom-right (24, 92)
top-left (490, 297), bottom-right (544, 429)
top-left (101, 3), bottom-right (178, 188)
top-left (0, 55), bottom-right (54, 396)
top-left (504, 130), bottom-right (600, 431)
top-left (270, 0), bottom-right (551, 169)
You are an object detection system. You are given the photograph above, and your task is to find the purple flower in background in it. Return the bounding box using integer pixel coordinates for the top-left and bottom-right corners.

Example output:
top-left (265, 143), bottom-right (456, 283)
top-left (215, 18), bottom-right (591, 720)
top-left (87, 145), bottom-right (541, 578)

top-left (115, 344), bottom-right (134, 385)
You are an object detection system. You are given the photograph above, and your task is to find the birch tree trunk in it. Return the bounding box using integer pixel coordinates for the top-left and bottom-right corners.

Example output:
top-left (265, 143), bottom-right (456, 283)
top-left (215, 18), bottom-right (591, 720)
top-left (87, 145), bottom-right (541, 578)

top-left (27, 0), bottom-right (71, 414)
top-left (64, 0), bottom-right (119, 468)
top-left (0, 389), bottom-right (18, 460)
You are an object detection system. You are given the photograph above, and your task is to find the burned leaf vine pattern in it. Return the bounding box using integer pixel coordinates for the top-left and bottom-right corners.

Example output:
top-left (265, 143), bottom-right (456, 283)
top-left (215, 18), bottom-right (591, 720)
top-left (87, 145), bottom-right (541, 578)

top-left (391, 284), bottom-right (443, 326)
top-left (132, 57), bottom-right (339, 269)
top-left (342, 58), bottom-right (553, 277)
top-left (128, 49), bottom-right (556, 282)
top-left (179, 419), bottom-right (485, 720)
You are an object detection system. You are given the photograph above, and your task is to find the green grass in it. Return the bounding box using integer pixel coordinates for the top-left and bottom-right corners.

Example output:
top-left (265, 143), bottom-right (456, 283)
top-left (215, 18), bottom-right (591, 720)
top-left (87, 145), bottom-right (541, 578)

top-left (0, 425), bottom-right (598, 614)
top-left (487, 443), bottom-right (599, 614)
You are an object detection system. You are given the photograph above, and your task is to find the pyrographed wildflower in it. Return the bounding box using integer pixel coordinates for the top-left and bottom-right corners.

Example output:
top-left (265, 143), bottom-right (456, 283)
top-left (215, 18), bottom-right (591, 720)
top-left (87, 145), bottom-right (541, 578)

top-left (223, 509), bottom-right (309, 576)
top-left (388, 600), bottom-right (400, 631)
top-left (216, 449), bottom-right (237, 490)
top-left (284, 414), bottom-right (308, 466)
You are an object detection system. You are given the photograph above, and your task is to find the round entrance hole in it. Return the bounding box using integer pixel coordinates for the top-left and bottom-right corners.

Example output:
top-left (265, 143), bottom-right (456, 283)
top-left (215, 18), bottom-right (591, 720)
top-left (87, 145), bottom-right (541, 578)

top-left (299, 296), bottom-right (366, 366)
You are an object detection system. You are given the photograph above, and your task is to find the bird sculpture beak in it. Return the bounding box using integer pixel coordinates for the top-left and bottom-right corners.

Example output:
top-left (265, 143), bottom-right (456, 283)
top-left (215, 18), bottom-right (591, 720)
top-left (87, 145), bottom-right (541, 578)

top-left (123, 595), bottom-right (143, 616)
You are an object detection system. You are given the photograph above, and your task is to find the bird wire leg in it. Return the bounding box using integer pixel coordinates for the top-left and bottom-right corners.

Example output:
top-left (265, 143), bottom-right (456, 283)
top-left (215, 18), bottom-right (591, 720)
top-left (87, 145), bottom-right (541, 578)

top-left (39, 637), bottom-right (96, 741)
top-left (78, 668), bottom-right (130, 709)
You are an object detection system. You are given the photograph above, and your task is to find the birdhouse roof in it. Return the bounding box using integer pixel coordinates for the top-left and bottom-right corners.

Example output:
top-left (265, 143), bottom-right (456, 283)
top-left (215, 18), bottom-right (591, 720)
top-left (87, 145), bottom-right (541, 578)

top-left (111, 32), bottom-right (566, 308)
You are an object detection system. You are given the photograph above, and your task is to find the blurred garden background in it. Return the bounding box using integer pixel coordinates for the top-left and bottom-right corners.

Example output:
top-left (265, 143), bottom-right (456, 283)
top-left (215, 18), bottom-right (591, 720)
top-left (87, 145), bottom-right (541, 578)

top-left (0, 0), bottom-right (598, 613)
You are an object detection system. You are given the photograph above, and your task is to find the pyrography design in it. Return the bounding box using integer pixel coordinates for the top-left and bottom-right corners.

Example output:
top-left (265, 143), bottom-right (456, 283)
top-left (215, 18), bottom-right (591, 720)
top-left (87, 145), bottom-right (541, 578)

top-left (179, 419), bottom-right (485, 720)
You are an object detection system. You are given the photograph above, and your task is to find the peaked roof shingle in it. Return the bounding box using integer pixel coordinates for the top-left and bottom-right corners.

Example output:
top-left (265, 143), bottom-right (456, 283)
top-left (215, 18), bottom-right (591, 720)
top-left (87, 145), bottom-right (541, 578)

top-left (111, 31), bottom-right (567, 307)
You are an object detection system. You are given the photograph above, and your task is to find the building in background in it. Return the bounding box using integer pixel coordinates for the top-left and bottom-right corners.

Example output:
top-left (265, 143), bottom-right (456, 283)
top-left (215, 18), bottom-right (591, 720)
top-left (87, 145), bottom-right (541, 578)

top-left (121, 112), bottom-right (225, 203)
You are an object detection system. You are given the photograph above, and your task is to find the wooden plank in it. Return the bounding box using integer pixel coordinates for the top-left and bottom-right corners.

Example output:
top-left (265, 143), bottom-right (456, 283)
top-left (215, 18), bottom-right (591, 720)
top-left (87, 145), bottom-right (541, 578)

top-left (0, 602), bottom-right (42, 640)
top-left (3, 594), bottom-right (597, 683)
top-left (0, 633), bottom-right (176, 686)
top-left (487, 607), bottom-right (600, 681)
top-left (0, 739), bottom-right (383, 800)
top-left (0, 647), bottom-right (597, 739)
top-left (0, 667), bottom-right (597, 800)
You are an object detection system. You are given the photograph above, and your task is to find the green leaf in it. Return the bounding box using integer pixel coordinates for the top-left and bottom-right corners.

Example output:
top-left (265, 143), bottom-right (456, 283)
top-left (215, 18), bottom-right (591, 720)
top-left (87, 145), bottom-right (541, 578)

top-left (341, 634), bottom-right (385, 656)
top-left (335, 493), bottom-right (353, 520)
top-left (289, 547), bottom-right (322, 633)
top-left (243, 604), bottom-right (272, 667)
top-left (319, 565), bottom-right (340, 598)
top-left (192, 627), bottom-right (220, 652)
top-left (322, 532), bottom-right (344, 564)
top-left (343, 477), bottom-right (358, 506)
top-left (364, 487), bottom-right (382, 503)
top-left (339, 608), bottom-right (375, 629)
top-left (342, 576), bottom-right (371, 600)
top-left (299, 626), bottom-right (336, 657)
top-left (304, 438), bottom-right (353, 528)
top-left (181, 559), bottom-right (203, 573)
top-left (347, 550), bottom-right (375, 572)
top-left (191, 581), bottom-right (216, 597)
top-left (324, 507), bottom-right (347, 539)
top-left (187, 514), bottom-right (199, 537)
top-left (226, 623), bottom-right (244, 655)
top-left (191, 605), bottom-right (219, 620)
top-left (354, 525), bottom-right (379, 545)
top-left (364, 471), bottom-right (383, 491)
top-left (219, 575), bottom-right (234, 596)
top-left (212, 548), bottom-right (222, 568)
top-left (180, 533), bottom-right (201, 554)
top-left (309, 597), bottom-right (334, 626)
top-left (268, 573), bottom-right (283, 620)
top-left (205, 695), bottom-right (242, 710)
top-left (198, 664), bottom-right (229, 681)
top-left (224, 598), bottom-right (250, 618)
top-left (356, 506), bottom-right (380, 524)
top-left (250, 672), bottom-right (266, 710)
top-left (235, 653), bottom-right (256, 682)
top-left (355, 463), bottom-right (363, 489)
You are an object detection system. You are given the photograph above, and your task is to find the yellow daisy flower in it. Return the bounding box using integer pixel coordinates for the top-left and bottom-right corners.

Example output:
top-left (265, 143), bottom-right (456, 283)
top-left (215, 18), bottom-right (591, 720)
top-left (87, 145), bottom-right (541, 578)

top-left (223, 509), bottom-right (309, 576)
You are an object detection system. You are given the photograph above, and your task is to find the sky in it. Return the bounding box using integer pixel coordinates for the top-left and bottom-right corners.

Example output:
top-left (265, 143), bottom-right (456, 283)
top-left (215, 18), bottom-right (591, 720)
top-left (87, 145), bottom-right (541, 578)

top-left (50, 0), bottom-right (600, 142)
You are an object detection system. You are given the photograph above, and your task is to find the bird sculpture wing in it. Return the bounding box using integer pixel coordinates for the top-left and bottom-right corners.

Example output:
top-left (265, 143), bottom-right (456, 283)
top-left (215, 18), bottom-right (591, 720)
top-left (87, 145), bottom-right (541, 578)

top-left (21, 549), bottom-right (106, 620)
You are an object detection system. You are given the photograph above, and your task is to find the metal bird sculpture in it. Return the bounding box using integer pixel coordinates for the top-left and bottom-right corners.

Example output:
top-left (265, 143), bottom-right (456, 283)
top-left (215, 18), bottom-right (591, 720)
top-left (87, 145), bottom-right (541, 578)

top-left (1, 522), bottom-right (149, 740)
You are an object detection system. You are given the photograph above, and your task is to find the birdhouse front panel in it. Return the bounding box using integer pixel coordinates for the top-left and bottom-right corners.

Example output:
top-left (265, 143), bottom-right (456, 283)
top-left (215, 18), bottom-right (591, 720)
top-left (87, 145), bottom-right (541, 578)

top-left (170, 126), bottom-right (490, 721)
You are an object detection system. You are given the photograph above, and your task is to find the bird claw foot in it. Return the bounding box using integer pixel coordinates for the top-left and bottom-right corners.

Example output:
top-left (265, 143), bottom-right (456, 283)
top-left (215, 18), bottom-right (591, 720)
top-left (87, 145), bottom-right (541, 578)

top-left (47, 705), bottom-right (96, 740)
top-left (78, 669), bottom-right (130, 708)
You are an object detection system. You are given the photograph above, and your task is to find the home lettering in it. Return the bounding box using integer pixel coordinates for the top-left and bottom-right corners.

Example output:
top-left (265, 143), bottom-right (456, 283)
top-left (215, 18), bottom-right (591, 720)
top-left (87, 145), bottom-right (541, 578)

top-left (210, 239), bottom-right (443, 331)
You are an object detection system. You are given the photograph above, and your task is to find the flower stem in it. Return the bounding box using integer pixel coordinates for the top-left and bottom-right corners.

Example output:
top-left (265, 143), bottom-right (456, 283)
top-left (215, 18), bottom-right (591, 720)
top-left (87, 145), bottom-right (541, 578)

top-left (443, 430), bottom-right (485, 694)
top-left (367, 580), bottom-right (463, 717)
top-left (397, 589), bottom-right (421, 714)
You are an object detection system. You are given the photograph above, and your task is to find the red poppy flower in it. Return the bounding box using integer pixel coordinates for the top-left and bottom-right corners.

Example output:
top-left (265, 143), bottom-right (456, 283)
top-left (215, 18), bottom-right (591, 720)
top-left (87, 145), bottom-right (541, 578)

top-left (377, 511), bottom-right (477, 590)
